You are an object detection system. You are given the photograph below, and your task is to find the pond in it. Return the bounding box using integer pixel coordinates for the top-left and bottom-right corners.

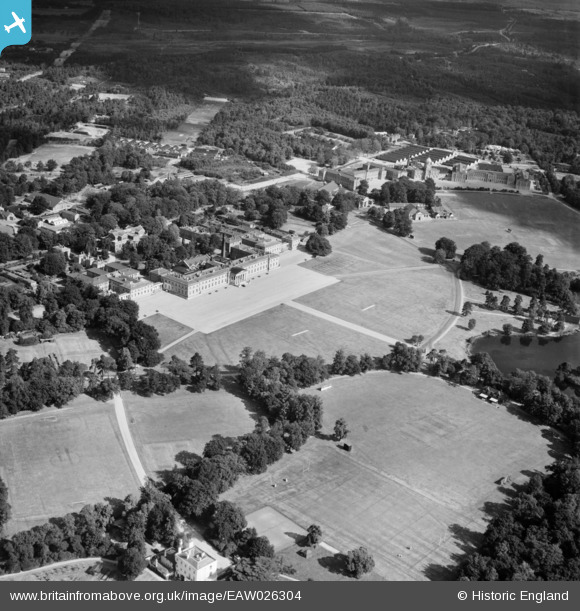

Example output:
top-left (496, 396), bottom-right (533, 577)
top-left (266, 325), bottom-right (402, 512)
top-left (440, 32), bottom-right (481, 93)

top-left (472, 332), bottom-right (580, 377)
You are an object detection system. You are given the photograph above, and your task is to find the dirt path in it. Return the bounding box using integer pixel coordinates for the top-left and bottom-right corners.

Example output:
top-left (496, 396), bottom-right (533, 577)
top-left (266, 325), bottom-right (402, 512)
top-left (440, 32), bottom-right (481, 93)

top-left (18, 70), bottom-right (43, 82)
top-left (113, 393), bottom-right (147, 486)
top-left (54, 10), bottom-right (111, 66)
top-left (159, 329), bottom-right (198, 354)
top-left (423, 270), bottom-right (464, 351)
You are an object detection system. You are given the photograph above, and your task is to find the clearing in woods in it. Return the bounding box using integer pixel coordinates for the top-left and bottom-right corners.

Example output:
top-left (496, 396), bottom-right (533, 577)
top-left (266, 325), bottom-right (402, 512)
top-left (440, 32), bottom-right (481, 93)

top-left (223, 372), bottom-right (559, 580)
top-left (0, 332), bottom-right (104, 367)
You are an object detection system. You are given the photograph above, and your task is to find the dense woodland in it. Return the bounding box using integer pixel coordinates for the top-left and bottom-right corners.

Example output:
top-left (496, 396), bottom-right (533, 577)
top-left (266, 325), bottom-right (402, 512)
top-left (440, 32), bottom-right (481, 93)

top-left (0, 72), bottom-right (191, 161)
top-left (459, 242), bottom-right (577, 313)
top-left (0, 503), bottom-right (116, 575)
top-left (0, 280), bottom-right (162, 376)
top-left (460, 458), bottom-right (580, 581)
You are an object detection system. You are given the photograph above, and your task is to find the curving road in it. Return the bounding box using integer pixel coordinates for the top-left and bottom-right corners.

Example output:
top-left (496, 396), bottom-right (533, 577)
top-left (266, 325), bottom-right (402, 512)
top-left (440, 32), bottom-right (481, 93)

top-left (113, 393), bottom-right (147, 486)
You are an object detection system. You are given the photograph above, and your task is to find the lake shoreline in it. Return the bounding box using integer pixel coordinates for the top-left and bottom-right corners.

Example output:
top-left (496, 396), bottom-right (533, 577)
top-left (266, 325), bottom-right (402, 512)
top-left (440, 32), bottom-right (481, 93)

top-left (469, 327), bottom-right (580, 377)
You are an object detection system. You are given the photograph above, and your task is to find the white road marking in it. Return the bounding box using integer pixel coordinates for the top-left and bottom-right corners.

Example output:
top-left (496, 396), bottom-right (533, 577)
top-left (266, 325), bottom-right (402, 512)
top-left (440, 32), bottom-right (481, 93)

top-left (291, 330), bottom-right (309, 337)
top-left (361, 304), bottom-right (376, 311)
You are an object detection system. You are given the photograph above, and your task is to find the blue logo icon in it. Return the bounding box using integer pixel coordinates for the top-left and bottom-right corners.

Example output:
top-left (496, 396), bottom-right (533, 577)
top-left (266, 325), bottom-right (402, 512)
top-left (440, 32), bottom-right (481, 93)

top-left (0, 1), bottom-right (31, 55)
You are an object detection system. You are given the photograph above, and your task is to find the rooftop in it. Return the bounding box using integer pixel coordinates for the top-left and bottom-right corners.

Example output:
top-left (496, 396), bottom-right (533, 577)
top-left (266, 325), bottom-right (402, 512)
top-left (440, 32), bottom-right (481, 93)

top-left (178, 546), bottom-right (216, 570)
top-left (477, 162), bottom-right (504, 173)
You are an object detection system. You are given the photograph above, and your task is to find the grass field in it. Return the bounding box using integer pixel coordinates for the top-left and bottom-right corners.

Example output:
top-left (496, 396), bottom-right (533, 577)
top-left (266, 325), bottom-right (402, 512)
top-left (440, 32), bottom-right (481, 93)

top-left (412, 192), bottom-right (580, 270)
top-left (296, 267), bottom-right (454, 343)
top-left (246, 505), bottom-right (384, 581)
top-left (282, 212), bottom-right (315, 236)
top-left (0, 396), bottom-right (140, 536)
top-left (223, 372), bottom-right (558, 580)
top-left (11, 144), bottom-right (96, 167)
top-left (279, 543), bottom-right (385, 582)
top-left (0, 332), bottom-right (104, 367)
top-left (142, 314), bottom-right (194, 349)
top-left (302, 220), bottom-right (425, 276)
top-left (295, 220), bottom-right (456, 342)
top-left (163, 304), bottom-right (392, 366)
top-left (161, 101), bottom-right (228, 146)
top-left (124, 387), bottom-right (256, 476)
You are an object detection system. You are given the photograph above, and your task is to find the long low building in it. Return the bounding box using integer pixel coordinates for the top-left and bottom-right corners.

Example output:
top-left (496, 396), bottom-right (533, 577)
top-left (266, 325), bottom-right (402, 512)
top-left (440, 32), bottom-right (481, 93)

top-left (151, 253), bottom-right (280, 299)
top-left (451, 163), bottom-right (532, 190)
top-left (109, 276), bottom-right (162, 300)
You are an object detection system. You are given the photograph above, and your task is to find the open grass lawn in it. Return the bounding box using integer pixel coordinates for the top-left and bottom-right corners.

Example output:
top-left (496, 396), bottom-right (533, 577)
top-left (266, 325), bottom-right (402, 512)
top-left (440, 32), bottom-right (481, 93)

top-left (142, 313), bottom-right (194, 349)
top-left (279, 544), bottom-right (385, 582)
top-left (0, 332), bottom-right (104, 366)
top-left (291, 220), bottom-right (456, 343)
top-left (159, 102), bottom-right (225, 147)
top-left (223, 372), bottom-right (558, 580)
top-left (302, 221), bottom-right (424, 277)
top-left (163, 304), bottom-right (391, 366)
top-left (296, 267), bottom-right (455, 343)
top-left (282, 212), bottom-right (316, 237)
top-left (0, 396), bottom-right (140, 536)
top-left (12, 144), bottom-right (96, 167)
top-left (412, 193), bottom-right (580, 270)
top-left (124, 387), bottom-right (256, 476)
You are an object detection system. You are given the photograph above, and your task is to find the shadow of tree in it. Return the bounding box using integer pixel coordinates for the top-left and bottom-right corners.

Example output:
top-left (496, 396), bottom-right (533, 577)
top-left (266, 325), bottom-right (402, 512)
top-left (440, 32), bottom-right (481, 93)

top-left (315, 431), bottom-right (334, 442)
top-left (284, 531), bottom-right (308, 547)
top-left (540, 428), bottom-right (571, 461)
top-left (423, 426), bottom-right (572, 582)
top-left (318, 553), bottom-right (349, 576)
top-left (423, 522), bottom-right (483, 581)
top-left (103, 496), bottom-right (126, 519)
top-left (85, 326), bottom-right (116, 356)
top-left (220, 376), bottom-right (264, 424)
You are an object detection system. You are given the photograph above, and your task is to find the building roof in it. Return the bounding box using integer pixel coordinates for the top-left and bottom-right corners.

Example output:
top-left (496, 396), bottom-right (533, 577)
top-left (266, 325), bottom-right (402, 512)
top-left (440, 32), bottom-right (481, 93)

top-left (110, 276), bottom-right (152, 291)
top-left (150, 267), bottom-right (170, 276)
top-left (106, 262), bottom-right (136, 274)
top-left (86, 267), bottom-right (109, 278)
top-left (230, 267), bottom-right (247, 276)
top-left (70, 273), bottom-right (109, 287)
top-left (27, 192), bottom-right (63, 208)
top-left (110, 225), bottom-right (145, 238)
top-left (178, 255), bottom-right (211, 270)
top-left (477, 162), bottom-right (504, 173)
top-left (177, 546), bottom-right (216, 571)
top-left (318, 181), bottom-right (341, 195)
